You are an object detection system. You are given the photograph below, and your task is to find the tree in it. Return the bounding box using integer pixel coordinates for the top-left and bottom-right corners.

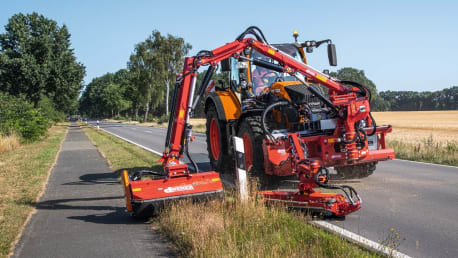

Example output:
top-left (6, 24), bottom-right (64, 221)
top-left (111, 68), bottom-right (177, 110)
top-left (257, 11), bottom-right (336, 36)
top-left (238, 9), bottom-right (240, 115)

top-left (0, 12), bottom-right (85, 113)
top-left (128, 41), bottom-right (157, 121)
top-left (156, 32), bottom-right (191, 115)
top-left (79, 69), bottom-right (132, 118)
top-left (127, 31), bottom-right (191, 121)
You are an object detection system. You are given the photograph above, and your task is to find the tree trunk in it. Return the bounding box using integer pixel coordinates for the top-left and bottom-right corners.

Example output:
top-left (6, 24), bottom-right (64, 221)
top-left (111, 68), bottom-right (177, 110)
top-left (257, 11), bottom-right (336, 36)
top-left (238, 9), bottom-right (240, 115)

top-left (144, 101), bottom-right (149, 122)
top-left (166, 79), bottom-right (170, 116)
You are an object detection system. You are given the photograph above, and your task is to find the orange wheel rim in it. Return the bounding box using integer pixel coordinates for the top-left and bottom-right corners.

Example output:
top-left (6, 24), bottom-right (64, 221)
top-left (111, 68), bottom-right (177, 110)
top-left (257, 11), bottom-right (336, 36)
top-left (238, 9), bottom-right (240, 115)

top-left (210, 118), bottom-right (220, 159)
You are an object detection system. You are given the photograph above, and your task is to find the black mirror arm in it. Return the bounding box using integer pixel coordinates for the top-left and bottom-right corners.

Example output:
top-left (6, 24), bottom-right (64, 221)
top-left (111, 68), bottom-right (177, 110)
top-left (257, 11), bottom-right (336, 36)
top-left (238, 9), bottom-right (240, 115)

top-left (315, 39), bottom-right (332, 48)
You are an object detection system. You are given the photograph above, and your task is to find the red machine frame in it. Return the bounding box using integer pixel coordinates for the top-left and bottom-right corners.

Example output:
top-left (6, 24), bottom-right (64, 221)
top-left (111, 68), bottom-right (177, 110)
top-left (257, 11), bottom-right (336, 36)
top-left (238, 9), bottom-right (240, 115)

top-left (122, 36), bottom-right (395, 217)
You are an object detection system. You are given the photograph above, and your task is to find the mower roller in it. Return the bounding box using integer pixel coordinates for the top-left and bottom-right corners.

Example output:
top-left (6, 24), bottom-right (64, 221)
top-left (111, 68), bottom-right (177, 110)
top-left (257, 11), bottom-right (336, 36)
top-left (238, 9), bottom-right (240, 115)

top-left (121, 26), bottom-right (394, 217)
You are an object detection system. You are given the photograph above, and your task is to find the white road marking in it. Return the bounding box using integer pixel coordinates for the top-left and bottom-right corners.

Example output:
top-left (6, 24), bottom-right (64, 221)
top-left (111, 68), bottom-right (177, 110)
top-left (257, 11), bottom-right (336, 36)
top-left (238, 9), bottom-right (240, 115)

top-left (88, 123), bottom-right (412, 257)
top-left (394, 158), bottom-right (458, 169)
top-left (311, 220), bottom-right (411, 258)
top-left (89, 124), bottom-right (162, 156)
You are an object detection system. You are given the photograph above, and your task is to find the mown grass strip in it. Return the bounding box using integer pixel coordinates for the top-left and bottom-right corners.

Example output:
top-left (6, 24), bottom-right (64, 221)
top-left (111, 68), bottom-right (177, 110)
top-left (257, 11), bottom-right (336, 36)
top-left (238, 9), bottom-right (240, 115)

top-left (82, 125), bottom-right (379, 258)
top-left (0, 124), bottom-right (68, 258)
top-left (81, 124), bottom-right (161, 172)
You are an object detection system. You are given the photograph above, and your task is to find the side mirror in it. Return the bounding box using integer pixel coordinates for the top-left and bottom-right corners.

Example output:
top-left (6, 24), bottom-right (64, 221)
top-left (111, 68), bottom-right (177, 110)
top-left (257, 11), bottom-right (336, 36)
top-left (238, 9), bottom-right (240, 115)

top-left (327, 44), bottom-right (337, 66)
top-left (220, 58), bottom-right (231, 72)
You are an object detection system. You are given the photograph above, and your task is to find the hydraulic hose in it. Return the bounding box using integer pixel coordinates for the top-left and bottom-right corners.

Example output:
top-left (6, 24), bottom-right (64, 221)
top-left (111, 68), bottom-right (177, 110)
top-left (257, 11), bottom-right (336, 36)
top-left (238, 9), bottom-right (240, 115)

top-left (184, 132), bottom-right (199, 173)
top-left (367, 112), bottom-right (377, 136)
top-left (261, 101), bottom-right (291, 142)
top-left (339, 80), bottom-right (377, 136)
top-left (236, 26), bottom-right (269, 44)
top-left (314, 167), bottom-right (360, 206)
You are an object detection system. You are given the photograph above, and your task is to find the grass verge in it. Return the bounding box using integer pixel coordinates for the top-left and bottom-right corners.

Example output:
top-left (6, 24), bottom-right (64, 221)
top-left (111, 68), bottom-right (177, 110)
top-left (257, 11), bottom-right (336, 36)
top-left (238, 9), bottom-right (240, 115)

top-left (81, 125), bottom-right (378, 257)
top-left (387, 136), bottom-right (458, 166)
top-left (0, 133), bottom-right (20, 154)
top-left (81, 124), bottom-right (161, 172)
top-left (0, 124), bottom-right (68, 258)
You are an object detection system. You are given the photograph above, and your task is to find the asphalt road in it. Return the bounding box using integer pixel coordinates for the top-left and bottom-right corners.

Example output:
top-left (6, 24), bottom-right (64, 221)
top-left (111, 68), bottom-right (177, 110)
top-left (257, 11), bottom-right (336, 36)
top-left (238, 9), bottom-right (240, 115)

top-left (13, 123), bottom-right (173, 258)
top-left (90, 121), bottom-right (458, 258)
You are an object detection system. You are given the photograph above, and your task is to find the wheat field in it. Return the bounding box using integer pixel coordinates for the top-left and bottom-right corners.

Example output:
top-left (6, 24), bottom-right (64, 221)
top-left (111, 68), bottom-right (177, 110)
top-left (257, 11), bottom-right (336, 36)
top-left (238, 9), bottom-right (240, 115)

top-left (372, 110), bottom-right (458, 165)
top-left (372, 110), bottom-right (458, 144)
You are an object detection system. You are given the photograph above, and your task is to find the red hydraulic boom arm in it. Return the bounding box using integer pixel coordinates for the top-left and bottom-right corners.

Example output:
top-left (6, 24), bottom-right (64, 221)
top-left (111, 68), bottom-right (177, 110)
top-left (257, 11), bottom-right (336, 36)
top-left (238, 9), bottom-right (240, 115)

top-left (121, 28), bottom-right (394, 217)
top-left (162, 37), bottom-right (365, 170)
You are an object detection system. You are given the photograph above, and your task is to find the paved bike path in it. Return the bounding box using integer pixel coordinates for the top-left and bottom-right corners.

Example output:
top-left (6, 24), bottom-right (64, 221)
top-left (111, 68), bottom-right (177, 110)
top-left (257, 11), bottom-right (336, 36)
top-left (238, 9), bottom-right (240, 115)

top-left (12, 123), bottom-right (174, 258)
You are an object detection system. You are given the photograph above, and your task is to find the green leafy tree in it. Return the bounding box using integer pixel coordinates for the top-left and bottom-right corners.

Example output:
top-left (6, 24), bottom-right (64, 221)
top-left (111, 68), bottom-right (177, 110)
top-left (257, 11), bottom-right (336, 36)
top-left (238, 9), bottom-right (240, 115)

top-left (79, 69), bottom-right (133, 118)
top-left (0, 12), bottom-right (85, 113)
top-left (128, 40), bottom-right (158, 121)
top-left (156, 32), bottom-right (191, 115)
top-left (127, 31), bottom-right (191, 121)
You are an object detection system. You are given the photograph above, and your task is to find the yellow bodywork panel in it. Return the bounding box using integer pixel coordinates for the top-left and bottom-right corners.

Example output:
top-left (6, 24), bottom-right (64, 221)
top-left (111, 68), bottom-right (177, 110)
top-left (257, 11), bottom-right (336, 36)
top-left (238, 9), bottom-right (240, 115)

top-left (269, 81), bottom-right (304, 101)
top-left (216, 90), bottom-right (242, 120)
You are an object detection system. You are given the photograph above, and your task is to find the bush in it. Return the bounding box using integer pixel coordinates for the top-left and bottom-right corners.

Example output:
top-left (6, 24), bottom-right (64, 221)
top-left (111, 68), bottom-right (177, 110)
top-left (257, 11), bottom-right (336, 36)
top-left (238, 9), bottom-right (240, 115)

top-left (157, 114), bottom-right (169, 125)
top-left (114, 114), bottom-right (127, 120)
top-left (38, 96), bottom-right (65, 123)
top-left (147, 113), bottom-right (154, 122)
top-left (0, 92), bottom-right (51, 141)
top-left (17, 108), bottom-right (50, 141)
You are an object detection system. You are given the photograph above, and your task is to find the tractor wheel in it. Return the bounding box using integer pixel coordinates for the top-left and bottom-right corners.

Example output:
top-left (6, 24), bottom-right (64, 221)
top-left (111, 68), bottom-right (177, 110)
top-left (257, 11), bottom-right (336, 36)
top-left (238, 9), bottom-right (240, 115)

top-left (206, 106), bottom-right (232, 172)
top-left (237, 116), bottom-right (273, 189)
top-left (334, 162), bottom-right (377, 179)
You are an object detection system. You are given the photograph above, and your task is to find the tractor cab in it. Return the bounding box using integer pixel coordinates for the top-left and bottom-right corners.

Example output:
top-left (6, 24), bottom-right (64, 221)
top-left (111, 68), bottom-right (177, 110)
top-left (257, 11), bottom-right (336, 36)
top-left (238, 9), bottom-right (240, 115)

top-left (249, 44), bottom-right (306, 95)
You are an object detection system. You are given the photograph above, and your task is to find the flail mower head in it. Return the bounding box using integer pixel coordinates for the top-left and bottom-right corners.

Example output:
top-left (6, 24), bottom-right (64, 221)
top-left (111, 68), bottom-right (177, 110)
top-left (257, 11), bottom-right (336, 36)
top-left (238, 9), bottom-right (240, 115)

top-left (121, 169), bottom-right (223, 217)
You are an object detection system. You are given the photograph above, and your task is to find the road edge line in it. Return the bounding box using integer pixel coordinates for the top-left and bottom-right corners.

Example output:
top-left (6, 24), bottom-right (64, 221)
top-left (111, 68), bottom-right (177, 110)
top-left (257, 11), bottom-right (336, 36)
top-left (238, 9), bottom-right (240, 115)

top-left (89, 124), bottom-right (162, 156)
top-left (393, 158), bottom-right (457, 169)
top-left (311, 220), bottom-right (411, 258)
top-left (90, 123), bottom-right (413, 257)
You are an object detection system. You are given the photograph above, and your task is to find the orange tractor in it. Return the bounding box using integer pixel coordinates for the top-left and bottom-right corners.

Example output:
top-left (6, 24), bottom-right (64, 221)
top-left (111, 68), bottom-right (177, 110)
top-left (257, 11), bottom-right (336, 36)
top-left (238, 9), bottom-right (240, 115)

top-left (121, 27), bottom-right (394, 217)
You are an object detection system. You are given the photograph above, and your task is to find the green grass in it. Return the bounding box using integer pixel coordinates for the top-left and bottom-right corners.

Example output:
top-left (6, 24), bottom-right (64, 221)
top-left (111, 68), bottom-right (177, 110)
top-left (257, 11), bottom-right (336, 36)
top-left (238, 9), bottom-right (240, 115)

top-left (81, 124), bottom-right (161, 173)
top-left (82, 125), bottom-right (379, 258)
top-left (388, 136), bottom-right (458, 166)
top-left (0, 124), bottom-right (68, 258)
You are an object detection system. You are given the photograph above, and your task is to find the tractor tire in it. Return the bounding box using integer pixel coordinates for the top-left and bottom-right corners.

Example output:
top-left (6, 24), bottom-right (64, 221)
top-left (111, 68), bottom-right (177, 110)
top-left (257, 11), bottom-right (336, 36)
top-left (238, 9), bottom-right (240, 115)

top-left (206, 106), bottom-right (232, 172)
top-left (334, 162), bottom-right (377, 179)
top-left (237, 116), bottom-right (273, 189)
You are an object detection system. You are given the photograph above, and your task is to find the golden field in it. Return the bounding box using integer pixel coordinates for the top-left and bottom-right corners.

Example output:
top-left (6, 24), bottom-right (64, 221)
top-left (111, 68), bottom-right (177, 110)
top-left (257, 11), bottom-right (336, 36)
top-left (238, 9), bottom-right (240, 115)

top-left (372, 110), bottom-right (458, 144)
top-left (372, 110), bottom-right (458, 165)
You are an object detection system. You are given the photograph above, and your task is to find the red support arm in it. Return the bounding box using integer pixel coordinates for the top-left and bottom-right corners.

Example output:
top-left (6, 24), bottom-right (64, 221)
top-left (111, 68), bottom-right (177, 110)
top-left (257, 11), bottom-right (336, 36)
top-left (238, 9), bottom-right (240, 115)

top-left (161, 37), bottom-right (363, 176)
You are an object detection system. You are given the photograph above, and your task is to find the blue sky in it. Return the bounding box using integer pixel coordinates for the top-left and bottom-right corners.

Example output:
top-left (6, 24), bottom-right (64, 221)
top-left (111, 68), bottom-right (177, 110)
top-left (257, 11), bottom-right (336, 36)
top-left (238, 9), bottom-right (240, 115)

top-left (1, 0), bottom-right (457, 92)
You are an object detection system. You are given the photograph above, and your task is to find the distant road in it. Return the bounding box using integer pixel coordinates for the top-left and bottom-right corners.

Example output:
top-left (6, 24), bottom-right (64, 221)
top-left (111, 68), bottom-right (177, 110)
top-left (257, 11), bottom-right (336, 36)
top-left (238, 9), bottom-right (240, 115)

top-left (89, 120), bottom-right (458, 258)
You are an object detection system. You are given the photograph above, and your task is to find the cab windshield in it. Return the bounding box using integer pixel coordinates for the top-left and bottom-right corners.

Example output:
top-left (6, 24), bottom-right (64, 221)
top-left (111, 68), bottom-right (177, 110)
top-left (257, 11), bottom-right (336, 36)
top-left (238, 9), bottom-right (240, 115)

top-left (250, 44), bottom-right (304, 95)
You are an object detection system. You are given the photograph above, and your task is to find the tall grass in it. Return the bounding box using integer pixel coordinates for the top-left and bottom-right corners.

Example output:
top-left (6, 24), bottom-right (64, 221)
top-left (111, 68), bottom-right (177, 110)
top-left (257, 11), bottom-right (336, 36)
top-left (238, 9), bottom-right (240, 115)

top-left (157, 193), bottom-right (377, 258)
top-left (388, 135), bottom-right (458, 166)
top-left (0, 125), bottom-right (67, 257)
top-left (0, 133), bottom-right (20, 154)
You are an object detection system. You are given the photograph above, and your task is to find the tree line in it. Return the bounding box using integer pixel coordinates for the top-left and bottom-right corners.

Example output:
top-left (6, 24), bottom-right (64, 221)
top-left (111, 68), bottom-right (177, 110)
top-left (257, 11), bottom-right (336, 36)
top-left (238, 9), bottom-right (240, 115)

top-left (79, 31), bottom-right (192, 122)
top-left (377, 87), bottom-right (458, 111)
top-left (0, 13), bottom-right (85, 141)
top-left (331, 68), bottom-right (457, 111)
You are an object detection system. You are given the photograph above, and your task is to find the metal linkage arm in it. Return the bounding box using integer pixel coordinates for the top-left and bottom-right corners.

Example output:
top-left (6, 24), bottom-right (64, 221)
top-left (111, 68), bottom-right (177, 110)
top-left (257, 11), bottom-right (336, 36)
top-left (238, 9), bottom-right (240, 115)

top-left (161, 37), bottom-right (355, 172)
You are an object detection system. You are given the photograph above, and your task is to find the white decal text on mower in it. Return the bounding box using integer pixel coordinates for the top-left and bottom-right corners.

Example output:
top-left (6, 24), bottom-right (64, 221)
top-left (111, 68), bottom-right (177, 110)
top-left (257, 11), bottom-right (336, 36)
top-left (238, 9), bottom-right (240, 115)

top-left (164, 185), bottom-right (194, 193)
